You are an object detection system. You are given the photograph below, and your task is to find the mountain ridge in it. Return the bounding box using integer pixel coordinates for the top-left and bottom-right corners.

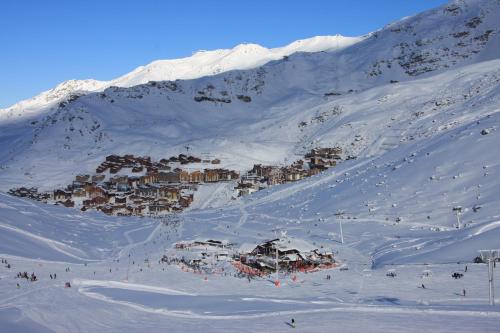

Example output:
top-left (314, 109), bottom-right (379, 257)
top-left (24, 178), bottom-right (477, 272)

top-left (0, 35), bottom-right (361, 116)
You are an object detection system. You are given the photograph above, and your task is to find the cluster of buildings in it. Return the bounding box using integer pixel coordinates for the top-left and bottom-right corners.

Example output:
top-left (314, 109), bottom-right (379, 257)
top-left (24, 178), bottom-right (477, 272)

top-left (95, 153), bottom-right (220, 174)
top-left (236, 238), bottom-right (337, 274)
top-left (169, 237), bottom-right (338, 277)
top-left (7, 187), bottom-right (49, 201)
top-left (9, 154), bottom-right (238, 216)
top-left (236, 147), bottom-right (342, 196)
top-left (8, 147), bottom-right (343, 216)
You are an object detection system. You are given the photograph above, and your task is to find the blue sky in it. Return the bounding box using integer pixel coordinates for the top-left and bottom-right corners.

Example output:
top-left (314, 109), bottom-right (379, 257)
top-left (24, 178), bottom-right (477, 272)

top-left (0, 0), bottom-right (447, 108)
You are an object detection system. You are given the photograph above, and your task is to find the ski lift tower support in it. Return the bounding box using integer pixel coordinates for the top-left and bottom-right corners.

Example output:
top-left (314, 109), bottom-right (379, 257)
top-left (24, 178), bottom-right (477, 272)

top-left (453, 206), bottom-right (462, 229)
top-left (479, 249), bottom-right (500, 306)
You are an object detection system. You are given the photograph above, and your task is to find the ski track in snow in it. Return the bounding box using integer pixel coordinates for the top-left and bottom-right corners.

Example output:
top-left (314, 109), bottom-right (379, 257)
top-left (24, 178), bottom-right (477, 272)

top-left (1, 1), bottom-right (500, 331)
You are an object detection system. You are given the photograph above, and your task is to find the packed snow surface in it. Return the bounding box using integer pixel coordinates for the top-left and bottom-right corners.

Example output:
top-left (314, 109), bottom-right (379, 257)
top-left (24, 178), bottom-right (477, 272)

top-left (1, 0), bottom-right (500, 331)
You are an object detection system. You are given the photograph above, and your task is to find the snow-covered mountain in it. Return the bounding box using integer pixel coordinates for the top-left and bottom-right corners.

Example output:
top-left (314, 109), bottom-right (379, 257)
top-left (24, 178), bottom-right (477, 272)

top-left (0, 35), bottom-right (361, 118)
top-left (2, 1), bottom-right (500, 331)
top-left (1, 0), bottom-right (499, 190)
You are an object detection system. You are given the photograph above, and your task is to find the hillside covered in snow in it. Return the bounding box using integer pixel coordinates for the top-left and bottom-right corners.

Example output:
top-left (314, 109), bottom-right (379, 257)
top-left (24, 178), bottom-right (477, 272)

top-left (1, 0), bottom-right (500, 332)
top-left (0, 35), bottom-right (361, 119)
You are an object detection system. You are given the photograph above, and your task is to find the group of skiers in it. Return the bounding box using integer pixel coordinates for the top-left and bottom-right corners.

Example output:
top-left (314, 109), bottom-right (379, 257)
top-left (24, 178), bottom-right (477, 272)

top-left (1, 258), bottom-right (11, 269)
top-left (420, 265), bottom-right (469, 297)
top-left (16, 271), bottom-right (37, 282)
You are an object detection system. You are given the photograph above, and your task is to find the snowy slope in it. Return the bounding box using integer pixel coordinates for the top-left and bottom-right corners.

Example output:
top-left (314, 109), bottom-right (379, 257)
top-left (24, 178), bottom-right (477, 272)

top-left (1, 1), bottom-right (500, 331)
top-left (0, 35), bottom-right (361, 118)
top-left (1, 0), bottom-right (498, 261)
top-left (0, 1), bottom-right (497, 216)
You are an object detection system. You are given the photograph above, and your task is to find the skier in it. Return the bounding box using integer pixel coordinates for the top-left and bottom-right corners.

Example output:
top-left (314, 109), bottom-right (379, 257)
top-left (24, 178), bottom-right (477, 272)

top-left (465, 265), bottom-right (468, 272)
top-left (463, 289), bottom-right (466, 297)
top-left (291, 318), bottom-right (296, 328)
top-left (16, 283), bottom-right (20, 289)
top-left (50, 274), bottom-right (53, 279)
top-left (421, 283), bottom-right (425, 289)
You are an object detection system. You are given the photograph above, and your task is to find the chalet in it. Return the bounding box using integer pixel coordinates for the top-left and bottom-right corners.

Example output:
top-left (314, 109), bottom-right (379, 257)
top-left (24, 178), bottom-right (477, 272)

top-left (99, 205), bottom-right (113, 215)
top-left (95, 196), bottom-right (109, 205)
top-left (189, 170), bottom-right (203, 183)
top-left (148, 203), bottom-right (170, 214)
top-left (158, 171), bottom-right (180, 183)
top-left (267, 168), bottom-right (283, 185)
top-left (250, 164), bottom-right (264, 177)
top-left (308, 165), bottom-right (328, 176)
top-left (72, 181), bottom-right (85, 189)
top-left (215, 168), bottom-right (239, 181)
top-left (116, 182), bottom-right (131, 192)
top-left (73, 188), bottom-right (86, 197)
top-left (241, 173), bottom-right (260, 185)
top-left (193, 240), bottom-right (231, 248)
top-left (137, 156), bottom-right (152, 167)
top-left (54, 189), bottom-right (72, 201)
top-left (129, 205), bottom-right (145, 215)
top-left (283, 168), bottom-right (303, 182)
top-left (292, 160), bottom-right (304, 168)
top-left (179, 170), bottom-right (190, 183)
top-left (307, 250), bottom-right (334, 264)
top-left (135, 185), bottom-right (158, 198)
top-left (251, 239), bottom-right (279, 256)
top-left (59, 199), bottom-right (75, 208)
top-left (113, 204), bottom-right (132, 216)
top-left (127, 176), bottom-right (140, 188)
top-left (158, 163), bottom-right (171, 171)
top-left (83, 196), bottom-right (108, 207)
top-left (110, 175), bottom-right (128, 184)
top-left (281, 253), bottom-right (306, 269)
top-left (179, 194), bottom-right (194, 208)
top-left (92, 174), bottom-right (105, 182)
top-left (124, 154), bottom-right (136, 165)
top-left (75, 174), bottom-right (90, 183)
top-left (309, 157), bottom-right (336, 168)
top-left (146, 166), bottom-right (159, 173)
top-left (109, 164), bottom-right (122, 174)
top-left (306, 147), bottom-right (342, 159)
top-left (141, 173), bottom-right (159, 184)
top-left (132, 165), bottom-right (144, 173)
top-left (188, 156), bottom-right (202, 163)
top-left (96, 163), bottom-right (108, 173)
top-left (85, 185), bottom-right (107, 199)
top-left (128, 195), bottom-right (145, 205)
top-left (115, 196), bottom-right (127, 204)
top-left (158, 187), bottom-right (179, 201)
top-left (204, 169), bottom-right (219, 182)
top-left (178, 154), bottom-right (189, 164)
top-left (106, 155), bottom-right (121, 163)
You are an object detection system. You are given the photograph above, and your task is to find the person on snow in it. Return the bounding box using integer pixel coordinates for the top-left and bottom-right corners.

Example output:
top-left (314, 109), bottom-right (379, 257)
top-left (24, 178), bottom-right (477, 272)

top-left (291, 318), bottom-right (296, 328)
top-left (421, 283), bottom-right (425, 289)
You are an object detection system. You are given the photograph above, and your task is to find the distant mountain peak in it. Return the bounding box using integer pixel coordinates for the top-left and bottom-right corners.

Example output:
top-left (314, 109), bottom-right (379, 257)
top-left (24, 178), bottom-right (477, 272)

top-left (0, 35), bottom-right (362, 117)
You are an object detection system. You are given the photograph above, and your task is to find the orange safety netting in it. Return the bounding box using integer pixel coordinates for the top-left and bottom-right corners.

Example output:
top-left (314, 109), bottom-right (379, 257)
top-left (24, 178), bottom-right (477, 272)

top-left (232, 261), bottom-right (266, 277)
